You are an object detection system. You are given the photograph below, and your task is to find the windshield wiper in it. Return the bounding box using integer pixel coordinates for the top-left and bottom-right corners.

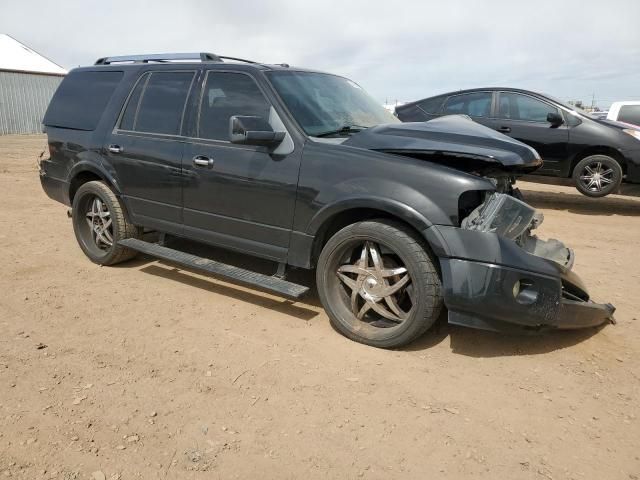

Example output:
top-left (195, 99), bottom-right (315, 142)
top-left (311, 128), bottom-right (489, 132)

top-left (314, 125), bottom-right (368, 137)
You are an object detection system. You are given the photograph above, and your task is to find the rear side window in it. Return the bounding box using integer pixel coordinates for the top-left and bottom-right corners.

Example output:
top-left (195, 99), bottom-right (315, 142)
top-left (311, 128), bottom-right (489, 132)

top-left (418, 96), bottom-right (444, 114)
top-left (119, 71), bottom-right (195, 135)
top-left (443, 92), bottom-right (492, 117)
top-left (197, 72), bottom-right (271, 140)
top-left (43, 70), bottom-right (123, 130)
top-left (618, 105), bottom-right (640, 126)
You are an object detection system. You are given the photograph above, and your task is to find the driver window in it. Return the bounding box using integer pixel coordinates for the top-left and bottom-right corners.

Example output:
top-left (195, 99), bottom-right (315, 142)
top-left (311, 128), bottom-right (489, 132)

top-left (198, 72), bottom-right (271, 141)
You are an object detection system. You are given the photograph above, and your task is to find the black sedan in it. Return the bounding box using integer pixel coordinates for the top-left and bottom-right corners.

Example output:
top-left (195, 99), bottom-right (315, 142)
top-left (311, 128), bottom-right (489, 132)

top-left (395, 88), bottom-right (640, 197)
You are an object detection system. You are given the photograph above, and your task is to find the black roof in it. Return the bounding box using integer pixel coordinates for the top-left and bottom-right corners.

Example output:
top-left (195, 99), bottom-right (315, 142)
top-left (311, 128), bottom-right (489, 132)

top-left (398, 87), bottom-right (559, 110)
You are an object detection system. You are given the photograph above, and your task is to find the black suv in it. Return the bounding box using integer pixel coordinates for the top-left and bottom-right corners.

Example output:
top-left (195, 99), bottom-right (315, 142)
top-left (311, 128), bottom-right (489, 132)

top-left (39, 53), bottom-right (614, 348)
top-left (395, 88), bottom-right (640, 197)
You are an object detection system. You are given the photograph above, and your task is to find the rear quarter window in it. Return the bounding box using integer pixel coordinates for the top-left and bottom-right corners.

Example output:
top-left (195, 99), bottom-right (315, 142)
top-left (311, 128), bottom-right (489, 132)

top-left (43, 70), bottom-right (123, 131)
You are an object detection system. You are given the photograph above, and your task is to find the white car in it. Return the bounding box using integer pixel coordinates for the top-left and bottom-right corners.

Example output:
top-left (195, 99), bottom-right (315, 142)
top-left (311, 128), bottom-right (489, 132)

top-left (607, 101), bottom-right (640, 128)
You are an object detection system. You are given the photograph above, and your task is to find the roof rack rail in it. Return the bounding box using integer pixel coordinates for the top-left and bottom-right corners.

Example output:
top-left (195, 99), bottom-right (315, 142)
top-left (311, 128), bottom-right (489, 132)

top-left (94, 52), bottom-right (222, 65)
top-left (217, 55), bottom-right (257, 64)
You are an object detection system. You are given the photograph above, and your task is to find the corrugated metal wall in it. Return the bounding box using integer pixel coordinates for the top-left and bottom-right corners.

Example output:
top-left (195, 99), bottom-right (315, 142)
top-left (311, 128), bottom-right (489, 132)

top-left (0, 71), bottom-right (63, 135)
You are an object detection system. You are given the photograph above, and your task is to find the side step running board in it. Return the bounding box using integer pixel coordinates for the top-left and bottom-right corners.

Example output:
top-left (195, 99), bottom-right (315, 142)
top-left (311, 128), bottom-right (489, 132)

top-left (118, 238), bottom-right (309, 299)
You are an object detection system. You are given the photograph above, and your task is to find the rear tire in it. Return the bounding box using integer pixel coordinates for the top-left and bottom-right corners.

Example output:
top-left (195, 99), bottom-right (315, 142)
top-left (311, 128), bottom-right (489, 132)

top-left (316, 219), bottom-right (442, 349)
top-left (572, 155), bottom-right (622, 197)
top-left (71, 181), bottom-right (142, 265)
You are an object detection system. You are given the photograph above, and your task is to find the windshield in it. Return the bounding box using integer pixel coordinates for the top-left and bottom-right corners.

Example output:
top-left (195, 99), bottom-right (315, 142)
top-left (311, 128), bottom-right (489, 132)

top-left (266, 71), bottom-right (399, 136)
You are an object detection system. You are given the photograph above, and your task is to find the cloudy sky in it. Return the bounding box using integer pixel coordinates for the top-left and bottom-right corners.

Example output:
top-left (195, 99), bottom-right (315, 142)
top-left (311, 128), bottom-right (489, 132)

top-left (2, 0), bottom-right (638, 108)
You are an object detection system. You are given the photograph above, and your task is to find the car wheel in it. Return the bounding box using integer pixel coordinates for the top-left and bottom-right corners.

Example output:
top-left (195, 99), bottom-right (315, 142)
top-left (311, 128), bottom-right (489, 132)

top-left (572, 155), bottom-right (622, 197)
top-left (316, 219), bottom-right (442, 348)
top-left (71, 180), bottom-right (142, 265)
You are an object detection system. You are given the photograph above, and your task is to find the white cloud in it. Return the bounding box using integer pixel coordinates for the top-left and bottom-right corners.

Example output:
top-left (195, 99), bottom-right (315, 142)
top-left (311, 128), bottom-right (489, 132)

top-left (2, 0), bottom-right (638, 108)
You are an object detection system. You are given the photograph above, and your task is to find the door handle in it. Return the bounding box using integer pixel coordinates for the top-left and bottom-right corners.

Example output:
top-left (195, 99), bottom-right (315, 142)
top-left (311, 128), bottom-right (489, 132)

top-left (193, 155), bottom-right (214, 168)
top-left (108, 144), bottom-right (123, 154)
top-left (497, 126), bottom-right (511, 133)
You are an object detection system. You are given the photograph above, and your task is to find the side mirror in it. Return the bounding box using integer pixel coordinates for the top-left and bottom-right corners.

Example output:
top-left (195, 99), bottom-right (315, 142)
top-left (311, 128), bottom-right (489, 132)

top-left (229, 115), bottom-right (285, 147)
top-left (547, 112), bottom-right (564, 127)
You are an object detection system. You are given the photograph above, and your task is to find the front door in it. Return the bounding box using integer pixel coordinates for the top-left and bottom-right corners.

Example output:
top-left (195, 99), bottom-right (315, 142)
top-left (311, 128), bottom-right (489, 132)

top-left (182, 70), bottom-right (301, 262)
top-left (105, 70), bottom-right (197, 233)
top-left (489, 92), bottom-right (570, 176)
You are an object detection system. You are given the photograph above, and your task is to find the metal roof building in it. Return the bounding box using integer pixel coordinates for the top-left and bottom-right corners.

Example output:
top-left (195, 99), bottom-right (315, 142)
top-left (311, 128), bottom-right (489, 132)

top-left (0, 34), bottom-right (67, 135)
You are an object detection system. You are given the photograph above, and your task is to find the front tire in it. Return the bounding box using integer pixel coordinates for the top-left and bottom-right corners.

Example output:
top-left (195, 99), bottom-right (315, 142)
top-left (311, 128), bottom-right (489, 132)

top-left (316, 219), bottom-right (442, 348)
top-left (572, 155), bottom-right (622, 197)
top-left (71, 181), bottom-right (142, 265)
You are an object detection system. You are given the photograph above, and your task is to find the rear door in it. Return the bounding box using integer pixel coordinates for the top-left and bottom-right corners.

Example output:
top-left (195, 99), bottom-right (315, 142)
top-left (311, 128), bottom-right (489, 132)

top-left (181, 69), bottom-right (301, 262)
top-left (489, 92), bottom-right (570, 176)
top-left (104, 70), bottom-right (196, 233)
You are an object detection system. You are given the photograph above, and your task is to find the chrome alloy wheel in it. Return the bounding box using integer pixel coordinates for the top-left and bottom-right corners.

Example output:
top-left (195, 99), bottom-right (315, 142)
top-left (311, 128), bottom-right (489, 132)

top-left (579, 161), bottom-right (615, 193)
top-left (85, 196), bottom-right (113, 250)
top-left (336, 241), bottom-right (413, 327)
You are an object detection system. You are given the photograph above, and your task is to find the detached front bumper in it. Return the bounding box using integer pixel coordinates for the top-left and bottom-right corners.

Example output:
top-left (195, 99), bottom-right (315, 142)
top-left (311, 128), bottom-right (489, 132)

top-left (423, 225), bottom-right (615, 333)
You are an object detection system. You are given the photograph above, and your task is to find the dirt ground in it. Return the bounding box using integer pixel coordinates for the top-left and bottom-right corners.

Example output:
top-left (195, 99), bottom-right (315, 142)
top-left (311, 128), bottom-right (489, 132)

top-left (1, 134), bottom-right (639, 480)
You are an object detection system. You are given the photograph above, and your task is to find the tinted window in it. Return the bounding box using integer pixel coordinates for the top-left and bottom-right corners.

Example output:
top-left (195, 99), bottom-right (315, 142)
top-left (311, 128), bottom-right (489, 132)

top-left (198, 72), bottom-right (271, 140)
top-left (119, 73), bottom-right (148, 131)
top-left (618, 105), bottom-right (640, 126)
top-left (498, 93), bottom-right (558, 122)
top-left (443, 92), bottom-right (492, 117)
top-left (418, 96), bottom-right (444, 114)
top-left (43, 70), bottom-right (123, 130)
top-left (121, 71), bottom-right (194, 135)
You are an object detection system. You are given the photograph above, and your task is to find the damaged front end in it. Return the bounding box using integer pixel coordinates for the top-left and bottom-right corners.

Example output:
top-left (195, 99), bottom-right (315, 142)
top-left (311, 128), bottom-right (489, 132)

top-left (424, 193), bottom-right (615, 333)
top-left (461, 193), bottom-right (574, 270)
top-left (344, 115), bottom-right (544, 196)
top-left (343, 115), bottom-right (614, 333)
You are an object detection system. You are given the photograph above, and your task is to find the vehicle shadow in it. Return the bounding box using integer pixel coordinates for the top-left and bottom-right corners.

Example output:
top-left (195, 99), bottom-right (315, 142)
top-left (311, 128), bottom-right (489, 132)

top-left (118, 236), bottom-right (606, 355)
top-left (123, 236), bottom-right (322, 322)
top-left (139, 264), bottom-right (320, 321)
top-left (406, 316), bottom-right (605, 357)
top-left (521, 174), bottom-right (640, 198)
top-left (522, 189), bottom-right (640, 217)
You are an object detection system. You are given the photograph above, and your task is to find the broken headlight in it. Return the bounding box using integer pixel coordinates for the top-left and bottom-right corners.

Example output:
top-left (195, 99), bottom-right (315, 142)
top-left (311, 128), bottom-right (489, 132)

top-left (461, 193), bottom-right (540, 240)
top-left (461, 193), bottom-right (574, 269)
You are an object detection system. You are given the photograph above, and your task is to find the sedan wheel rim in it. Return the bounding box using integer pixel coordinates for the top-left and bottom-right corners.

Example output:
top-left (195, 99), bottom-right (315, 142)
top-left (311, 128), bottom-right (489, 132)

top-left (85, 196), bottom-right (113, 250)
top-left (335, 241), bottom-right (413, 328)
top-left (579, 161), bottom-right (614, 192)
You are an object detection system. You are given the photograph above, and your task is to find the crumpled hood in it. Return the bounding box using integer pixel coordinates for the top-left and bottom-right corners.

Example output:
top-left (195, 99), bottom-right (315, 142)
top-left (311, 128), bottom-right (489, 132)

top-left (343, 115), bottom-right (542, 170)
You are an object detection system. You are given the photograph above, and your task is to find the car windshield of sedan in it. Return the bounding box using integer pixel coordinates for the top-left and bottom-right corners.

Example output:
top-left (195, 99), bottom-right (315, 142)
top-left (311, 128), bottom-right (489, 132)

top-left (267, 71), bottom-right (399, 136)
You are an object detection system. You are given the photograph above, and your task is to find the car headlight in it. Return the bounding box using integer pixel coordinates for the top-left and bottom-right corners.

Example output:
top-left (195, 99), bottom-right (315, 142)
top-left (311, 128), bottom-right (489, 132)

top-left (623, 128), bottom-right (640, 141)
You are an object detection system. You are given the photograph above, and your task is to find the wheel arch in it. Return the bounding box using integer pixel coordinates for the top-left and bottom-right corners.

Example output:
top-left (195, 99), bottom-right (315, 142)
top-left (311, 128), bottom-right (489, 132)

top-left (569, 146), bottom-right (627, 176)
top-left (306, 198), bottom-right (434, 268)
top-left (68, 163), bottom-right (132, 222)
top-left (68, 162), bottom-right (120, 200)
